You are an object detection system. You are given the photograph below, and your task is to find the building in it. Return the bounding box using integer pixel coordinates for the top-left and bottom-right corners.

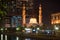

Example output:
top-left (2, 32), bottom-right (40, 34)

top-left (2, 0), bottom-right (42, 27)
top-left (51, 13), bottom-right (60, 30)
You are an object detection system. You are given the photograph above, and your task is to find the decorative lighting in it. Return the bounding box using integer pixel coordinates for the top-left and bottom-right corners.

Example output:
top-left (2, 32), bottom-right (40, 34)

top-left (55, 20), bottom-right (60, 24)
top-left (55, 20), bottom-right (59, 23)
top-left (52, 20), bottom-right (60, 24)
top-left (29, 18), bottom-right (37, 24)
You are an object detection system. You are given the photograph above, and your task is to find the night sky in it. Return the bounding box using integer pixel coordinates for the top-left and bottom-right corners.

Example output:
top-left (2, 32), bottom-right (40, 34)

top-left (34, 0), bottom-right (60, 26)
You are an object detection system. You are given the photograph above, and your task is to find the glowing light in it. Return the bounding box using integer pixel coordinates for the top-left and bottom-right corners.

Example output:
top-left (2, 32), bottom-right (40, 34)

top-left (51, 13), bottom-right (60, 24)
top-left (29, 18), bottom-right (37, 24)
top-left (39, 4), bottom-right (42, 24)
top-left (56, 20), bottom-right (59, 23)
top-left (47, 31), bottom-right (50, 34)
top-left (55, 20), bottom-right (60, 24)
top-left (51, 20), bottom-right (60, 24)
top-left (54, 25), bottom-right (59, 30)
top-left (25, 28), bottom-right (31, 30)
top-left (16, 37), bottom-right (19, 40)
top-left (25, 38), bottom-right (31, 40)
top-left (1, 34), bottom-right (3, 40)
top-left (1, 28), bottom-right (3, 31)
top-left (22, 4), bottom-right (26, 26)
top-left (55, 27), bottom-right (59, 30)
top-left (25, 28), bottom-right (32, 33)
top-left (37, 28), bottom-right (40, 30)
top-left (5, 35), bottom-right (7, 40)
top-left (5, 28), bottom-right (7, 30)
top-left (16, 28), bottom-right (19, 31)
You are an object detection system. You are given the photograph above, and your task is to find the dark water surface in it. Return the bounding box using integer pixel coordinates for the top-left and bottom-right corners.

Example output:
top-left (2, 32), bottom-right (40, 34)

top-left (0, 34), bottom-right (40, 40)
top-left (0, 34), bottom-right (60, 40)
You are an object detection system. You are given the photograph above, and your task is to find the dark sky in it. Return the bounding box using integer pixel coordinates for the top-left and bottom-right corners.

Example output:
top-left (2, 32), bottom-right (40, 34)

top-left (42, 0), bottom-right (60, 26)
top-left (34, 0), bottom-right (60, 26)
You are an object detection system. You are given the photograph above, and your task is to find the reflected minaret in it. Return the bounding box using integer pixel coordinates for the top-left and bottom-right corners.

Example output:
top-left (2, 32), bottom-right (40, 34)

top-left (39, 4), bottom-right (42, 25)
top-left (22, 4), bottom-right (26, 26)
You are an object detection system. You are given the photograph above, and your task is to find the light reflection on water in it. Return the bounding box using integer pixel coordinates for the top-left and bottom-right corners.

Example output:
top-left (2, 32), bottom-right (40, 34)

top-left (0, 34), bottom-right (32, 40)
top-left (16, 37), bottom-right (19, 40)
top-left (5, 35), bottom-right (7, 40)
top-left (1, 34), bottom-right (3, 40)
top-left (25, 38), bottom-right (31, 40)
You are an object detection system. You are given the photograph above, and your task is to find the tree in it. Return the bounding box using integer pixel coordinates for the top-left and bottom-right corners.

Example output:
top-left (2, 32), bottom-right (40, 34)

top-left (0, 0), bottom-right (8, 27)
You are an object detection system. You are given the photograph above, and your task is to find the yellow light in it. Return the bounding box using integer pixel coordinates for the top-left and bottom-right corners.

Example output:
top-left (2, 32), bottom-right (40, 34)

top-left (51, 20), bottom-right (60, 24)
top-left (56, 20), bottom-right (59, 23)
top-left (55, 20), bottom-right (60, 24)
top-left (29, 18), bottom-right (37, 24)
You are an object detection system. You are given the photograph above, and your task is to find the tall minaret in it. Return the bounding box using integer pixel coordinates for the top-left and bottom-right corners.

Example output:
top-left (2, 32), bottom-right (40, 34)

top-left (39, 4), bottom-right (42, 25)
top-left (22, 4), bottom-right (26, 26)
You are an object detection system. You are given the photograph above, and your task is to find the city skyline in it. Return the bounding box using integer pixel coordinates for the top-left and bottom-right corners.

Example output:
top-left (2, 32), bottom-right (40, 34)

top-left (0, 0), bottom-right (60, 27)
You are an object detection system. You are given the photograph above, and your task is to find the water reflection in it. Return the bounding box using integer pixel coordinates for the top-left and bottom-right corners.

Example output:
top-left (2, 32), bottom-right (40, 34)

top-left (25, 38), bottom-right (31, 40)
top-left (5, 35), bottom-right (7, 40)
top-left (0, 34), bottom-right (34, 40)
top-left (1, 34), bottom-right (56, 40)
top-left (1, 34), bottom-right (3, 40)
top-left (16, 37), bottom-right (19, 40)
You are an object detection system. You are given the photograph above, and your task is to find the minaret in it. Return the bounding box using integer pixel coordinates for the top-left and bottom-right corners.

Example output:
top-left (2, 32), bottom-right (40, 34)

top-left (22, 4), bottom-right (26, 26)
top-left (39, 4), bottom-right (42, 25)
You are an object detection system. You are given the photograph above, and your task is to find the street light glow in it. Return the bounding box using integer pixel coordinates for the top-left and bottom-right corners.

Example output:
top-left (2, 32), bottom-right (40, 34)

top-left (37, 28), bottom-right (40, 30)
top-left (16, 28), bottom-right (20, 30)
top-left (54, 26), bottom-right (59, 30)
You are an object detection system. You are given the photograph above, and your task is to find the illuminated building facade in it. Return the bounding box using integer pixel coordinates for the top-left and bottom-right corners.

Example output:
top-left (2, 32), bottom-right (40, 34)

top-left (51, 13), bottom-right (60, 24)
top-left (3, 0), bottom-right (42, 27)
top-left (51, 13), bottom-right (60, 27)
